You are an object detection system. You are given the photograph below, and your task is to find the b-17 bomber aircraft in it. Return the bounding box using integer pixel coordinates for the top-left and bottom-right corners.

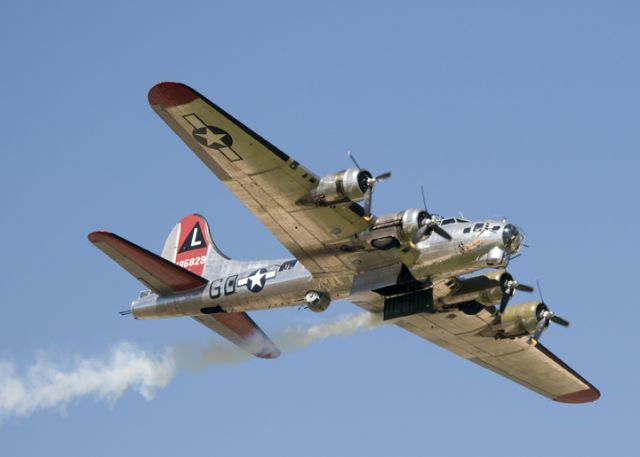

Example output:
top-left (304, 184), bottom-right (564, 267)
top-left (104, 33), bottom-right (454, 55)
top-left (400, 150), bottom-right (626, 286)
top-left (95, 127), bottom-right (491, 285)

top-left (89, 82), bottom-right (600, 403)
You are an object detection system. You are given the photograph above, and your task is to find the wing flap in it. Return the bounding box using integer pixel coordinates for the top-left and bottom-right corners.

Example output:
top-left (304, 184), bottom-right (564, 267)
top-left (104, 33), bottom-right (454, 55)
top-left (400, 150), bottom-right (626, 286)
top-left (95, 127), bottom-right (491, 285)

top-left (193, 313), bottom-right (281, 359)
top-left (88, 231), bottom-right (208, 295)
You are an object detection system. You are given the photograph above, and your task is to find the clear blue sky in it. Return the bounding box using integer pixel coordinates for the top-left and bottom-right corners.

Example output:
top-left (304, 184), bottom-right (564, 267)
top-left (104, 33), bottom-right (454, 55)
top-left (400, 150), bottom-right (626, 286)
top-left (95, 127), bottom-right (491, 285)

top-left (1, 1), bottom-right (638, 455)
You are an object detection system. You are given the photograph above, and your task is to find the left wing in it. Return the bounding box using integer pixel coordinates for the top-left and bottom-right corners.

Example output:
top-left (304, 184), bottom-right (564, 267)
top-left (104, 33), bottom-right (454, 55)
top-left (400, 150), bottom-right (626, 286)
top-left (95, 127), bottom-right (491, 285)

top-left (352, 292), bottom-right (600, 403)
top-left (148, 82), bottom-right (399, 292)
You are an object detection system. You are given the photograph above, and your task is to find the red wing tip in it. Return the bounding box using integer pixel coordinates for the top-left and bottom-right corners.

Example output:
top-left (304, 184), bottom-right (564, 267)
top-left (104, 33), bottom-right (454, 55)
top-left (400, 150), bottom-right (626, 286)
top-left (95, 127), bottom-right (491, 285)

top-left (148, 82), bottom-right (199, 108)
top-left (88, 230), bottom-right (114, 243)
top-left (554, 387), bottom-right (601, 404)
top-left (255, 348), bottom-right (281, 359)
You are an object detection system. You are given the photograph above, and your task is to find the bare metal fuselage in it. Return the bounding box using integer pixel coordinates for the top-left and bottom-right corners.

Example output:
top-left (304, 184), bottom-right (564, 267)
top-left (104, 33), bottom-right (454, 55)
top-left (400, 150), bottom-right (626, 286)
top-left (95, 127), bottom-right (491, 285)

top-left (130, 217), bottom-right (520, 320)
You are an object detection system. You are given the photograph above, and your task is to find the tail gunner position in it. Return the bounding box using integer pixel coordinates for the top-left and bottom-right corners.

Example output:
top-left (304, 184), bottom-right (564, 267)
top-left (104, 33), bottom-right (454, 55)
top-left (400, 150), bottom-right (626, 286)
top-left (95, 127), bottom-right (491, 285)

top-left (89, 82), bottom-right (599, 403)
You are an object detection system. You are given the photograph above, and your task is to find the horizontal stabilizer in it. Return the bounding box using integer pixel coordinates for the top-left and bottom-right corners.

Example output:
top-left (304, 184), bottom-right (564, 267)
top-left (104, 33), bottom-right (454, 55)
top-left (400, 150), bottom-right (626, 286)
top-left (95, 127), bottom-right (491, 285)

top-left (193, 313), bottom-right (281, 359)
top-left (88, 231), bottom-right (208, 295)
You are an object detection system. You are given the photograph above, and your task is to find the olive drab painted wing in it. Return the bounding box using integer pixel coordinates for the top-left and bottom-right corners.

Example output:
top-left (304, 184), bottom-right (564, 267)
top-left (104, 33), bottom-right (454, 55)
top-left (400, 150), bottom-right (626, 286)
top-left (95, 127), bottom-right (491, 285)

top-left (352, 293), bottom-right (600, 403)
top-left (148, 82), bottom-right (400, 292)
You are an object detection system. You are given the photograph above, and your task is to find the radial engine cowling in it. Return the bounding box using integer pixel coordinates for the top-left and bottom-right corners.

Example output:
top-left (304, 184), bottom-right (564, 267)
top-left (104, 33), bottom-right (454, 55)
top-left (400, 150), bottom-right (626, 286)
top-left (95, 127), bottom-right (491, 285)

top-left (440, 271), bottom-right (512, 307)
top-left (495, 301), bottom-right (548, 338)
top-left (358, 209), bottom-right (426, 250)
top-left (297, 168), bottom-right (371, 207)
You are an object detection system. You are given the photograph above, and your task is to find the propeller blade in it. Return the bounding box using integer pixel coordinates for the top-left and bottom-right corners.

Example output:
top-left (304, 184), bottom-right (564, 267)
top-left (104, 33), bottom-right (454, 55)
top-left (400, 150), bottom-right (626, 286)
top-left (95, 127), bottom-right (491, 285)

top-left (432, 225), bottom-right (452, 241)
top-left (516, 283), bottom-right (534, 292)
top-left (536, 279), bottom-right (545, 303)
top-left (550, 314), bottom-right (570, 327)
top-left (412, 224), bottom-right (429, 245)
top-left (363, 186), bottom-right (372, 217)
top-left (420, 185), bottom-right (431, 218)
top-left (529, 316), bottom-right (548, 344)
top-left (498, 293), bottom-right (511, 315)
top-left (375, 171), bottom-right (392, 182)
top-left (347, 150), bottom-right (362, 170)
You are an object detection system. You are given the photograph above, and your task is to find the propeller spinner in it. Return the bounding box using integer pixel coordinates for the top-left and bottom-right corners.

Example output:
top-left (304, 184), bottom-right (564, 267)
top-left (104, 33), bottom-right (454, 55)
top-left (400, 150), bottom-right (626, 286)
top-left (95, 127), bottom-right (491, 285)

top-left (347, 151), bottom-right (391, 219)
top-left (528, 280), bottom-right (570, 344)
top-left (498, 275), bottom-right (534, 315)
top-left (410, 186), bottom-right (452, 244)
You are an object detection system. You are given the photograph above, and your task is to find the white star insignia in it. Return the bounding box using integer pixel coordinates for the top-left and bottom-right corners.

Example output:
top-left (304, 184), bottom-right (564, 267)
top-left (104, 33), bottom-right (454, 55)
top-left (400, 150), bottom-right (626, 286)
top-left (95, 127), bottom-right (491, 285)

top-left (247, 270), bottom-right (266, 290)
top-left (195, 128), bottom-right (227, 148)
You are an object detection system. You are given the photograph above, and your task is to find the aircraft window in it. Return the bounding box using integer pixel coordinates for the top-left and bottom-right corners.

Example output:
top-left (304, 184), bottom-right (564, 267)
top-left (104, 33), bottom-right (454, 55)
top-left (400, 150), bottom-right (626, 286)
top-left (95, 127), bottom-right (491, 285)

top-left (473, 223), bottom-right (484, 231)
top-left (463, 227), bottom-right (471, 233)
top-left (492, 225), bottom-right (501, 231)
top-left (441, 218), bottom-right (455, 225)
top-left (455, 218), bottom-right (469, 222)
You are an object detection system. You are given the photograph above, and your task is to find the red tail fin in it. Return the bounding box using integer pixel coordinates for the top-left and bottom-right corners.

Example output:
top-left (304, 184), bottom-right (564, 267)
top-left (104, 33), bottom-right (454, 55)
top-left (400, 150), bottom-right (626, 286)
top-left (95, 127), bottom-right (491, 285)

top-left (161, 214), bottom-right (223, 276)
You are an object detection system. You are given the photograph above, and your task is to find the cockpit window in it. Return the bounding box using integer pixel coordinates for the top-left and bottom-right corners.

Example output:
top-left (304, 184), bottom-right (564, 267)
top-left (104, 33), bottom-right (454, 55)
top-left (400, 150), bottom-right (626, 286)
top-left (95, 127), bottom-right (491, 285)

top-left (463, 227), bottom-right (471, 233)
top-left (492, 225), bottom-right (501, 231)
top-left (441, 218), bottom-right (455, 225)
top-left (455, 218), bottom-right (469, 222)
top-left (473, 223), bottom-right (484, 231)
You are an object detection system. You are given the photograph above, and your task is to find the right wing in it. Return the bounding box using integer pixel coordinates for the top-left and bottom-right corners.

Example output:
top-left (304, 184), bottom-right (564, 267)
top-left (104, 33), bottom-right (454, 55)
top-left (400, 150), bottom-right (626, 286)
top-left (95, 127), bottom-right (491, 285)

top-left (352, 292), bottom-right (600, 403)
top-left (148, 82), bottom-right (400, 291)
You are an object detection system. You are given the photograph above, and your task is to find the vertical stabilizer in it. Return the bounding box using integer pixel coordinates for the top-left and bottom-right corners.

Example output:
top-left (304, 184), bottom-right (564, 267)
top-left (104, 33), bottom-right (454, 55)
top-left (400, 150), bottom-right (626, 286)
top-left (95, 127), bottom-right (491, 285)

top-left (161, 213), bottom-right (229, 276)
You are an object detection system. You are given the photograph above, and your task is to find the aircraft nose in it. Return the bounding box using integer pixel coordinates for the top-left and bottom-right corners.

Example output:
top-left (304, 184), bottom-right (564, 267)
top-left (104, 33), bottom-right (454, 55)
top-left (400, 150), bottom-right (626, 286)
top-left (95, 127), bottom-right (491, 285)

top-left (502, 223), bottom-right (523, 253)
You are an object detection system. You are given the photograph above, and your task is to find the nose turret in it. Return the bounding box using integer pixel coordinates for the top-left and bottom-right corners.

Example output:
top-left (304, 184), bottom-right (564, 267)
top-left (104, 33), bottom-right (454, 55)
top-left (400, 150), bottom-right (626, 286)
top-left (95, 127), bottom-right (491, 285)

top-left (502, 224), bottom-right (523, 253)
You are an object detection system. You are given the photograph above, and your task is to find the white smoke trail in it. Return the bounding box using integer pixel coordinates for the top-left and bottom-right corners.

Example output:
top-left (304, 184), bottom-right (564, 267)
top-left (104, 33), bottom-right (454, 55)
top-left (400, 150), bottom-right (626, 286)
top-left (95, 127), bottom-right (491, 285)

top-left (0, 342), bottom-right (175, 420)
top-left (276, 311), bottom-right (382, 351)
top-left (0, 312), bottom-right (381, 421)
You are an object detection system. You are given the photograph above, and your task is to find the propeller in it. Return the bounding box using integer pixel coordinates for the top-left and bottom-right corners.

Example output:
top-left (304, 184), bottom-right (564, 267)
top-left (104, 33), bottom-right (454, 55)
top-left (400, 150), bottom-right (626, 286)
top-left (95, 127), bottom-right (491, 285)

top-left (498, 275), bottom-right (534, 315)
top-left (411, 186), bottom-right (452, 244)
top-left (528, 280), bottom-right (570, 344)
top-left (347, 151), bottom-right (391, 219)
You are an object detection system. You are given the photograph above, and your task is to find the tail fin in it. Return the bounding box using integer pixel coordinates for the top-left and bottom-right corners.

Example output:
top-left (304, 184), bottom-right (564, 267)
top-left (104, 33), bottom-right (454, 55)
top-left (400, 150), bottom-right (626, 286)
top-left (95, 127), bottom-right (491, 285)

top-left (161, 213), bottom-right (228, 276)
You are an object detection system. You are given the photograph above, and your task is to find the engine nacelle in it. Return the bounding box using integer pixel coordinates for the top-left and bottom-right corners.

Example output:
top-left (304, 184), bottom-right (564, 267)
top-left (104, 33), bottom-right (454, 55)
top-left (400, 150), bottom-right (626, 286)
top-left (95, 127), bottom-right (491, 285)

top-left (492, 301), bottom-right (548, 338)
top-left (304, 290), bottom-right (331, 312)
top-left (439, 271), bottom-right (512, 307)
top-left (357, 209), bottom-right (426, 250)
top-left (297, 168), bottom-right (371, 207)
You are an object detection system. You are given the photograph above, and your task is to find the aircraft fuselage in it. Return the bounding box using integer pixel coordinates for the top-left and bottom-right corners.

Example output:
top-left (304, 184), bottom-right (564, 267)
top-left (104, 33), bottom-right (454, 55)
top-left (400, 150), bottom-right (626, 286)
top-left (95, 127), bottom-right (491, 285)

top-left (130, 217), bottom-right (523, 319)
